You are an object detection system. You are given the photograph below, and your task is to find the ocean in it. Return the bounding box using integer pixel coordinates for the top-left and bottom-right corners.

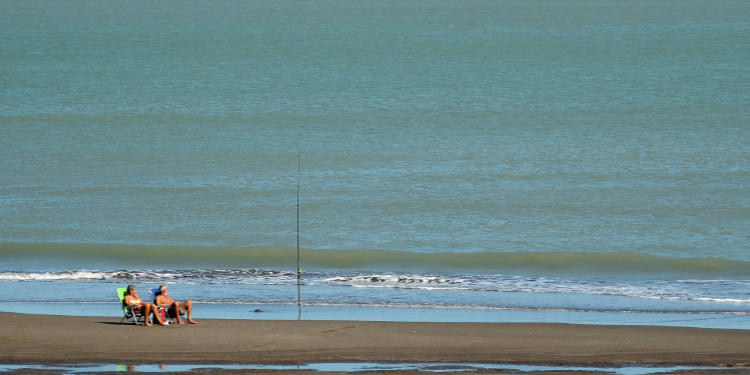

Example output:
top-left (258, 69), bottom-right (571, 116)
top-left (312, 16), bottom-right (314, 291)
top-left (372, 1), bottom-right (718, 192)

top-left (1, 0), bottom-right (749, 329)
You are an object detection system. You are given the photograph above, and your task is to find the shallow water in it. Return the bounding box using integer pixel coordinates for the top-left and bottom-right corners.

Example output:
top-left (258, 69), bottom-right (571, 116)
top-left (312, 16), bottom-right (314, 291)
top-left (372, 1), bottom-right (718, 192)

top-left (0, 362), bottom-right (745, 375)
top-left (2, 302), bottom-right (749, 331)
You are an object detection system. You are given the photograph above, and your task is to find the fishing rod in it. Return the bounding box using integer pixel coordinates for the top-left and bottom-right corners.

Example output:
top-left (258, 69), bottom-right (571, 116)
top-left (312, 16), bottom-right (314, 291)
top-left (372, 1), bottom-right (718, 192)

top-left (296, 151), bottom-right (302, 317)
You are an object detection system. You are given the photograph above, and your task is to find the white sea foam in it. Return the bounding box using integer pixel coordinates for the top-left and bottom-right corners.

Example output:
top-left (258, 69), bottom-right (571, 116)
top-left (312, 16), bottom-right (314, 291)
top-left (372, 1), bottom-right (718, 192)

top-left (0, 271), bottom-right (114, 281)
top-left (0, 270), bottom-right (173, 281)
top-left (325, 274), bottom-right (465, 285)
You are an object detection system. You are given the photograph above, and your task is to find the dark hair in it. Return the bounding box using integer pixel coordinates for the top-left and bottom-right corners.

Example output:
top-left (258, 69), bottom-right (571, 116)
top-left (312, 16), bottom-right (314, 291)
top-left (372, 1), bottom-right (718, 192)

top-left (127, 285), bottom-right (135, 293)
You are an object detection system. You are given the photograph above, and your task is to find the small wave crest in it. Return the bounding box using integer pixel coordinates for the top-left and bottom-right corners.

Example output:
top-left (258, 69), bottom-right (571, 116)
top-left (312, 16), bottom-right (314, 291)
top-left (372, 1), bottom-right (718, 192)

top-left (2, 268), bottom-right (750, 309)
top-left (325, 274), bottom-right (470, 290)
top-left (326, 274), bottom-right (463, 284)
top-left (0, 270), bottom-right (166, 281)
top-left (0, 269), bottom-right (292, 282)
top-left (321, 274), bottom-right (750, 305)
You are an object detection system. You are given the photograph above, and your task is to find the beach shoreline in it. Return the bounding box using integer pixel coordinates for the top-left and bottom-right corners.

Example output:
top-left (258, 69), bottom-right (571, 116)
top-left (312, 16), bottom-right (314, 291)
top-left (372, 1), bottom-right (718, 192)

top-left (2, 312), bottom-right (749, 370)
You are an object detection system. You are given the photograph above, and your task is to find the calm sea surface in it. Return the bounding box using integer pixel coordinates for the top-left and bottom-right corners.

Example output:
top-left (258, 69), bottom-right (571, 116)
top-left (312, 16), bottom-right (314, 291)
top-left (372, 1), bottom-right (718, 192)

top-left (1, 0), bottom-right (749, 328)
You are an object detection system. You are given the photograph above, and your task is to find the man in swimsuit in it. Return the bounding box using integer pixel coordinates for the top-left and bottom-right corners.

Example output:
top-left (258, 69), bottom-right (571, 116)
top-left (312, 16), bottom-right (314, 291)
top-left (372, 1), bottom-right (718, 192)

top-left (123, 285), bottom-right (167, 326)
top-left (155, 284), bottom-right (198, 324)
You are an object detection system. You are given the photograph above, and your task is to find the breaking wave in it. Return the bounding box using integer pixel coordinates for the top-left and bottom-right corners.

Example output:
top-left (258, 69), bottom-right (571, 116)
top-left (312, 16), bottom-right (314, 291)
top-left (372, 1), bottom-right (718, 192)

top-left (2, 267), bottom-right (749, 308)
top-left (0, 269), bottom-right (294, 282)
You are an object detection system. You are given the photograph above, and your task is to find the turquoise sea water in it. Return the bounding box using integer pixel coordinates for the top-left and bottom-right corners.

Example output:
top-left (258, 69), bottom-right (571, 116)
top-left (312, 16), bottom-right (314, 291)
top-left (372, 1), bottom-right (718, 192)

top-left (1, 0), bottom-right (749, 328)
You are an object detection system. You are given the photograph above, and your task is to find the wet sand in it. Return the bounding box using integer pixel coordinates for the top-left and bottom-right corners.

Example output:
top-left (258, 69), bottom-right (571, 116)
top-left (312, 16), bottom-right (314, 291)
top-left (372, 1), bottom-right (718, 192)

top-left (1, 312), bottom-right (749, 373)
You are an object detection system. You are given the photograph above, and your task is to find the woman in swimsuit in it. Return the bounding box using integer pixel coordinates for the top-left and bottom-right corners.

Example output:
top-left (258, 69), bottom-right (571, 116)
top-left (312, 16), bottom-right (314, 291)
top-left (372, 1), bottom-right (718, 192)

top-left (124, 285), bottom-right (167, 326)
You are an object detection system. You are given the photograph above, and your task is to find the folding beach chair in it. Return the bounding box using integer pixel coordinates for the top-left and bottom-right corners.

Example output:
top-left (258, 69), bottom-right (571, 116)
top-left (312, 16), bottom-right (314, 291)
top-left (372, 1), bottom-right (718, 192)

top-left (117, 287), bottom-right (149, 325)
top-left (150, 287), bottom-right (186, 324)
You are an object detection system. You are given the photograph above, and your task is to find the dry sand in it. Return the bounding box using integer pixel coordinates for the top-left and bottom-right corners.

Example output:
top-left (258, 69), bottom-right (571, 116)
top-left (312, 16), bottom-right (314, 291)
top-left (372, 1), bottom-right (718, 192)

top-left (1, 312), bottom-right (749, 374)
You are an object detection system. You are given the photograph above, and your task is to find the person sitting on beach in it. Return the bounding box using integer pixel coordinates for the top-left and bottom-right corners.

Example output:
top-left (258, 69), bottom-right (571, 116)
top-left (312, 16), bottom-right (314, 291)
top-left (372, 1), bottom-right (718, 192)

top-left (124, 285), bottom-right (167, 326)
top-left (155, 284), bottom-right (198, 324)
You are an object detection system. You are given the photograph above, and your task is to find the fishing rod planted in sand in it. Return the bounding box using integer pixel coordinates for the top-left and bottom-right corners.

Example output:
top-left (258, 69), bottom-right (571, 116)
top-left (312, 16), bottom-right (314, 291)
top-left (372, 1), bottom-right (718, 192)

top-left (296, 152), bottom-right (302, 316)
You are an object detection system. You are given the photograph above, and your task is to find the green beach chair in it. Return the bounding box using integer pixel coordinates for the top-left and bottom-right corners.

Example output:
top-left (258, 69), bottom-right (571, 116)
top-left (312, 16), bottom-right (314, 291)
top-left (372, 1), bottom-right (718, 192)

top-left (117, 287), bottom-right (149, 325)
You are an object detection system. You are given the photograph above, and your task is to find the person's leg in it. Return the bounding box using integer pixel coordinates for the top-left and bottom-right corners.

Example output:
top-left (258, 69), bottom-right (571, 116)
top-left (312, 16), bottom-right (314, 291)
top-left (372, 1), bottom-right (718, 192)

top-left (170, 302), bottom-right (183, 324)
top-left (180, 300), bottom-right (198, 324)
top-left (140, 303), bottom-right (152, 326)
top-left (151, 304), bottom-right (168, 326)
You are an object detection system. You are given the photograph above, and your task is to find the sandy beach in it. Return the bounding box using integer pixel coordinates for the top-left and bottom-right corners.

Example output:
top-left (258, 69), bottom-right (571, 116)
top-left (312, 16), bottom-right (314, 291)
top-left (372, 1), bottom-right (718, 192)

top-left (1, 312), bottom-right (750, 374)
